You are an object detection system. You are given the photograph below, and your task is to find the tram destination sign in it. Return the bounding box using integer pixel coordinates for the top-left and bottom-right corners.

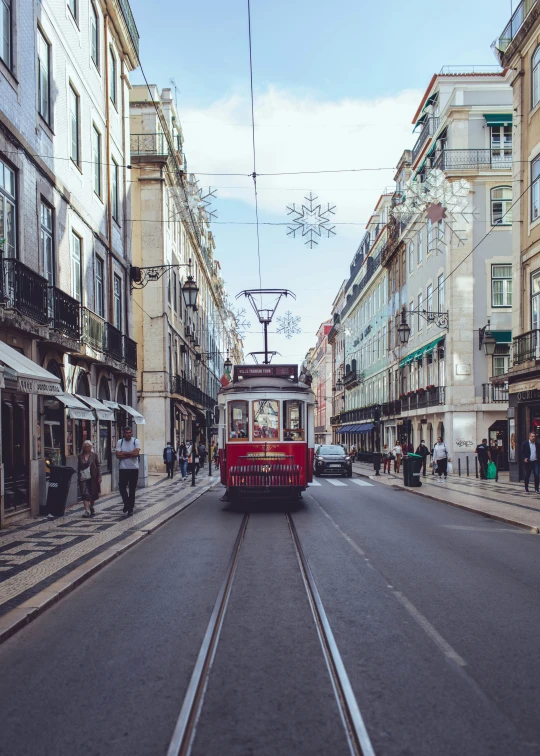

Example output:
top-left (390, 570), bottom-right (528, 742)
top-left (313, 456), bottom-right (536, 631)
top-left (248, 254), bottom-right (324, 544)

top-left (234, 365), bottom-right (298, 381)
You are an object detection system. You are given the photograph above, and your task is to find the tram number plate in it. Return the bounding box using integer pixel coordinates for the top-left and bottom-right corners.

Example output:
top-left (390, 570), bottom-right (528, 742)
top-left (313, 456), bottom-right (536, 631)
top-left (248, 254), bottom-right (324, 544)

top-left (329, 464), bottom-right (342, 468)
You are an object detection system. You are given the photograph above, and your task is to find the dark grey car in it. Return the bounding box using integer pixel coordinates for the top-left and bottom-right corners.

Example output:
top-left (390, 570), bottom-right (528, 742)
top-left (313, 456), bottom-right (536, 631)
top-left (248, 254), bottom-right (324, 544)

top-left (314, 445), bottom-right (353, 477)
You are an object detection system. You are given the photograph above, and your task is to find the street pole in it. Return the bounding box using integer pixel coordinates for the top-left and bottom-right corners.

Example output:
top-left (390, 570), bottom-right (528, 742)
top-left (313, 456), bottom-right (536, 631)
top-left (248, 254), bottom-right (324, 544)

top-left (191, 420), bottom-right (196, 487)
top-left (208, 423), bottom-right (212, 477)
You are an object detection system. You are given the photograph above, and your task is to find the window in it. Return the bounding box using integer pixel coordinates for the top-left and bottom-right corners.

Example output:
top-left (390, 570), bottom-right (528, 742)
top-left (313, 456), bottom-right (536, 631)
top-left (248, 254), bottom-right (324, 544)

top-left (409, 241), bottom-right (414, 273)
top-left (229, 400), bottom-right (248, 440)
top-left (283, 400), bottom-right (304, 441)
top-left (90, 3), bottom-right (99, 67)
top-left (492, 264), bottom-right (512, 307)
top-left (37, 30), bottom-right (50, 124)
top-left (0, 159), bottom-right (16, 257)
top-left (95, 256), bottom-right (104, 317)
top-left (173, 272), bottom-right (177, 311)
top-left (409, 301), bottom-right (414, 337)
top-left (68, 0), bottom-right (77, 21)
top-left (111, 158), bottom-right (119, 220)
top-left (427, 284), bottom-right (433, 314)
top-left (533, 47), bottom-right (540, 109)
top-left (532, 271), bottom-right (540, 330)
top-left (71, 232), bottom-right (82, 301)
top-left (533, 156), bottom-right (540, 221)
top-left (417, 293), bottom-right (423, 330)
top-left (92, 125), bottom-right (101, 196)
top-left (69, 85), bottom-right (80, 165)
top-left (493, 355), bottom-right (509, 377)
top-left (253, 399), bottom-right (279, 440)
top-left (438, 273), bottom-right (445, 310)
top-left (490, 126), bottom-right (512, 166)
top-left (109, 46), bottom-right (116, 105)
top-left (491, 186), bottom-right (512, 225)
top-left (417, 230), bottom-right (423, 264)
top-left (40, 202), bottom-right (54, 286)
top-left (113, 274), bottom-right (122, 330)
top-left (1, 0), bottom-right (11, 67)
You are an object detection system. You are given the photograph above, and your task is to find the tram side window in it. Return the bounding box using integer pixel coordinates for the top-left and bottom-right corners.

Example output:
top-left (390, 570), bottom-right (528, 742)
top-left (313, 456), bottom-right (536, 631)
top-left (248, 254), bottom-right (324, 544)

top-left (229, 401), bottom-right (249, 440)
top-left (283, 400), bottom-right (304, 441)
top-left (252, 399), bottom-right (279, 440)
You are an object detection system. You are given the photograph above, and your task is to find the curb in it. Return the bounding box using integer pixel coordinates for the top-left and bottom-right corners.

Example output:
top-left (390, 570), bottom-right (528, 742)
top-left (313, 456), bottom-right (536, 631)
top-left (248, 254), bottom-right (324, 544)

top-left (0, 477), bottom-right (221, 646)
top-left (352, 468), bottom-right (540, 534)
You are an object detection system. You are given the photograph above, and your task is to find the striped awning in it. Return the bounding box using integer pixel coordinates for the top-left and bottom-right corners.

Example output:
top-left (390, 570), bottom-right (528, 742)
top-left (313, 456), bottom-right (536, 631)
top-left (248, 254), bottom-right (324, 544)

top-left (399, 336), bottom-right (444, 368)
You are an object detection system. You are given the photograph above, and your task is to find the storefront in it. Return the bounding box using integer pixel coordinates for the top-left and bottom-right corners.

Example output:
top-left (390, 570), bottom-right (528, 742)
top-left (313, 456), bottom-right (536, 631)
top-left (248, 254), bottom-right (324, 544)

top-left (508, 385), bottom-right (540, 482)
top-left (75, 395), bottom-right (115, 473)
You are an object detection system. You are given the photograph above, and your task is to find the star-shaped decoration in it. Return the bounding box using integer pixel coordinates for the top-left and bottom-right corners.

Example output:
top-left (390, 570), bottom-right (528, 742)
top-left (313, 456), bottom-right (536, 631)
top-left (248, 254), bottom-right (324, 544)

top-left (276, 311), bottom-right (301, 339)
top-left (286, 193), bottom-right (336, 248)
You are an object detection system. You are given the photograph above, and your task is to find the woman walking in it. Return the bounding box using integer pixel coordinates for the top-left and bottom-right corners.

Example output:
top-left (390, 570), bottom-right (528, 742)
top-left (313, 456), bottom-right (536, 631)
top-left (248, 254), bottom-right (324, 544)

top-left (391, 441), bottom-right (402, 474)
top-left (382, 443), bottom-right (391, 474)
top-left (78, 441), bottom-right (102, 518)
top-left (178, 442), bottom-right (189, 481)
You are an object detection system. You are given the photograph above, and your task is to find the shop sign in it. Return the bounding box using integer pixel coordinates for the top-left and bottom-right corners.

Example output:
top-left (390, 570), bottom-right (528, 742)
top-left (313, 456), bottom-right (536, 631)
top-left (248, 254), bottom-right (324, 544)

top-left (17, 377), bottom-right (60, 395)
top-left (516, 388), bottom-right (540, 402)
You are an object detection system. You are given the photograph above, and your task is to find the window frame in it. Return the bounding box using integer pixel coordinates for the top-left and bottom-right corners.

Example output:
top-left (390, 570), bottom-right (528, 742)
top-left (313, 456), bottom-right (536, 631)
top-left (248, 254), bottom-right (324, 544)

top-left (92, 124), bottom-right (102, 197)
top-left (95, 256), bottom-right (104, 318)
top-left (90, 2), bottom-right (99, 68)
top-left (252, 399), bottom-right (280, 441)
top-left (69, 84), bottom-right (80, 166)
top-left (37, 28), bottom-right (51, 125)
top-left (0, 157), bottom-right (16, 258)
top-left (438, 273), bottom-right (445, 311)
top-left (111, 157), bottom-right (119, 221)
top-left (491, 185), bottom-right (512, 226)
top-left (417, 229), bottom-right (423, 265)
top-left (417, 293), bottom-right (423, 331)
top-left (533, 46), bottom-right (540, 110)
top-left (109, 45), bottom-right (117, 105)
top-left (68, 0), bottom-right (78, 22)
top-left (426, 283), bottom-right (433, 314)
top-left (532, 156), bottom-right (540, 222)
top-left (40, 200), bottom-right (54, 287)
top-left (71, 231), bottom-right (82, 302)
top-left (113, 273), bottom-right (122, 330)
top-left (228, 400), bottom-right (249, 441)
top-left (0, 0), bottom-right (12, 69)
top-left (491, 264), bottom-right (512, 308)
top-left (283, 400), bottom-right (304, 441)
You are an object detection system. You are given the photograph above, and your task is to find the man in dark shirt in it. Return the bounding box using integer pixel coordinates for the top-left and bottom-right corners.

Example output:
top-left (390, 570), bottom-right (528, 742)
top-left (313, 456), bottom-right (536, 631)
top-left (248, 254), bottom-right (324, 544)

top-left (476, 438), bottom-right (491, 480)
top-left (415, 439), bottom-right (430, 477)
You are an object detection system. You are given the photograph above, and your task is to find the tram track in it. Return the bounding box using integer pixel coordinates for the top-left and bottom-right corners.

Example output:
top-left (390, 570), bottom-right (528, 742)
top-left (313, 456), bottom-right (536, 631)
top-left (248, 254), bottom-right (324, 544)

top-left (167, 510), bottom-right (375, 756)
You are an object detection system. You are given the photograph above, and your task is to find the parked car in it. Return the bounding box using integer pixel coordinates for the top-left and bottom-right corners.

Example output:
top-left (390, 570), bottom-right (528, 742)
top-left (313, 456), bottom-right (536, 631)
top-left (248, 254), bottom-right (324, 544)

top-left (314, 445), bottom-right (353, 477)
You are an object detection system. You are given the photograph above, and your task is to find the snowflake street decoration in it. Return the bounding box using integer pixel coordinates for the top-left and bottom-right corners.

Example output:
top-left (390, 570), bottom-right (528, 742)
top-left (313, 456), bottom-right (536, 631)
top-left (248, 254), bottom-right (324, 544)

top-left (391, 169), bottom-right (474, 255)
top-left (231, 307), bottom-right (251, 339)
top-left (286, 193), bottom-right (336, 248)
top-left (276, 311), bottom-right (301, 339)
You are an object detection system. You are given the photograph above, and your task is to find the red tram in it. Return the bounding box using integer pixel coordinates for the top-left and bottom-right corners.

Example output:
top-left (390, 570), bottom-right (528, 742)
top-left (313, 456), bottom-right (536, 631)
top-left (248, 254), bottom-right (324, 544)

top-left (217, 364), bottom-right (315, 498)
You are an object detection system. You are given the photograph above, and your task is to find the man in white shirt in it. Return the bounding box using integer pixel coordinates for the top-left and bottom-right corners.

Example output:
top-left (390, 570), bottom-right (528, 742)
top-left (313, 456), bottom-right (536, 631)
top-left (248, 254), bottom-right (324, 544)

top-left (116, 426), bottom-right (141, 516)
top-left (432, 436), bottom-right (449, 481)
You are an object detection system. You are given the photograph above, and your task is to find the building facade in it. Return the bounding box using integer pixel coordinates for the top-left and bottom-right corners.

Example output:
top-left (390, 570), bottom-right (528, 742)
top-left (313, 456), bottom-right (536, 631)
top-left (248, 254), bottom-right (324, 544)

top-left (130, 85), bottom-right (242, 472)
top-left (0, 0), bottom-right (140, 526)
top-left (495, 1), bottom-right (540, 480)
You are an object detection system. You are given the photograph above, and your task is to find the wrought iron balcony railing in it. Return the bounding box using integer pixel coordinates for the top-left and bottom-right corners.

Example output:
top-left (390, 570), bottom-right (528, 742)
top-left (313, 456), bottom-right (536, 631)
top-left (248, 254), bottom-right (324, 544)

top-left (49, 286), bottom-right (80, 340)
top-left (400, 387), bottom-right (446, 411)
top-left (105, 322), bottom-right (123, 362)
top-left (130, 133), bottom-right (182, 157)
top-left (171, 374), bottom-right (216, 409)
top-left (0, 258), bottom-right (49, 325)
top-left (433, 149), bottom-right (512, 171)
top-left (482, 382), bottom-right (509, 403)
top-left (513, 329), bottom-right (539, 364)
top-left (124, 335), bottom-right (137, 370)
top-left (82, 308), bottom-right (105, 352)
top-left (382, 399), bottom-right (402, 417)
top-left (412, 117), bottom-right (440, 164)
top-left (116, 0), bottom-right (140, 57)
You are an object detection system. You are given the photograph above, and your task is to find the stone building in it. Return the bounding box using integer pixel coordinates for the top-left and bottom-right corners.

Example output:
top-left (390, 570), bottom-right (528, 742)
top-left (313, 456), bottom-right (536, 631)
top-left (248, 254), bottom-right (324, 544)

top-left (0, 0), bottom-right (141, 525)
top-left (327, 282), bottom-right (346, 443)
top-left (129, 85), bottom-right (242, 472)
top-left (494, 1), bottom-right (540, 480)
top-left (309, 321), bottom-right (332, 446)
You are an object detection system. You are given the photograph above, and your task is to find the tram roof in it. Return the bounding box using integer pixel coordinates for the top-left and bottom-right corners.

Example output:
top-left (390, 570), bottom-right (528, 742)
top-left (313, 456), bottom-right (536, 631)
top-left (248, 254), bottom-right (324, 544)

top-left (219, 375), bottom-right (313, 395)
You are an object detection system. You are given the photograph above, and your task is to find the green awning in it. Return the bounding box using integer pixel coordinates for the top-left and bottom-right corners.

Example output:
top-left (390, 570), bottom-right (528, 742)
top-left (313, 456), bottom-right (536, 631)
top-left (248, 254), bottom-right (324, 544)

top-left (413, 113), bottom-right (428, 131)
top-left (399, 336), bottom-right (445, 368)
top-left (493, 330), bottom-right (512, 343)
top-left (422, 93), bottom-right (438, 113)
top-left (484, 114), bottom-right (513, 127)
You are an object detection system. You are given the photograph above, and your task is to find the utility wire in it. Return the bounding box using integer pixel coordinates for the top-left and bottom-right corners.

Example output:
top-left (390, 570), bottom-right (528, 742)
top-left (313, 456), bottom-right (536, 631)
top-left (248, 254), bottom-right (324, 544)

top-left (247, 0), bottom-right (263, 293)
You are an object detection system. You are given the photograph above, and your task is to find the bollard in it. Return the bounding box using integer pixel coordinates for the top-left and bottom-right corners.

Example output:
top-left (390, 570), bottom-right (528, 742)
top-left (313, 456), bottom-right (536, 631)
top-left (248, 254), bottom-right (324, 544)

top-left (466, 456), bottom-right (470, 477)
top-left (475, 456), bottom-right (478, 479)
top-left (458, 458), bottom-right (461, 476)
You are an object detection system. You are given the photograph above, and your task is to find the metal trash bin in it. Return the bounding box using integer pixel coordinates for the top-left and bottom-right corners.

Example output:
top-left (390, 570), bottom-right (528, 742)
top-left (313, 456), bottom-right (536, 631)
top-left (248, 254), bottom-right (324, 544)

top-left (46, 466), bottom-right (76, 517)
top-left (405, 453), bottom-right (423, 487)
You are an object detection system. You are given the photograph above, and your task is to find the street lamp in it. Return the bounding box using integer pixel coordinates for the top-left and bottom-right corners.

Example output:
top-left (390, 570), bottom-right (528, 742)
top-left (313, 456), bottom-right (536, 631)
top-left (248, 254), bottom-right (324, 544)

top-left (224, 355), bottom-right (233, 373)
top-left (336, 377), bottom-right (343, 391)
top-left (481, 321), bottom-right (497, 356)
top-left (182, 275), bottom-right (199, 310)
top-left (397, 311), bottom-right (411, 345)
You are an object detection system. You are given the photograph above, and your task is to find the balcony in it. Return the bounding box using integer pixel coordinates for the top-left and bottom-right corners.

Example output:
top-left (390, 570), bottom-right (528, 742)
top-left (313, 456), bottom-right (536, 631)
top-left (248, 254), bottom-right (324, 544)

top-left (482, 382), bottom-right (509, 403)
top-left (412, 117), bottom-right (440, 164)
top-left (124, 336), bottom-right (137, 370)
top-left (382, 399), bottom-right (402, 417)
top-left (0, 258), bottom-right (48, 325)
top-left (105, 323), bottom-right (123, 362)
top-left (171, 374), bottom-right (216, 409)
top-left (513, 329), bottom-right (539, 364)
top-left (401, 387), bottom-right (446, 411)
top-left (330, 414), bottom-right (341, 425)
top-left (49, 287), bottom-right (80, 340)
top-left (130, 133), bottom-right (181, 157)
top-left (433, 149), bottom-right (512, 172)
top-left (493, 0), bottom-right (538, 62)
top-left (81, 307), bottom-right (105, 352)
top-left (116, 0), bottom-right (140, 57)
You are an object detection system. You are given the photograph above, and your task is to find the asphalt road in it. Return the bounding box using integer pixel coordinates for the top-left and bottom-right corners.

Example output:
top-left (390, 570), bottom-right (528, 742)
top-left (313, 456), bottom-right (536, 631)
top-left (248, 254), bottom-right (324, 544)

top-left (0, 477), bottom-right (539, 755)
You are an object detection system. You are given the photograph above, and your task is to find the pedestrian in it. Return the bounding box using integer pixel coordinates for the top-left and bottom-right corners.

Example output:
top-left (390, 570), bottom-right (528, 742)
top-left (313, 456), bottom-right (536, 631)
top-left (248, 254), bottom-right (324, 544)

top-left (490, 439), bottom-right (499, 471)
top-left (391, 442), bottom-right (402, 473)
top-left (213, 442), bottom-right (219, 470)
top-left (520, 431), bottom-right (540, 493)
top-left (78, 441), bottom-right (101, 518)
top-left (163, 441), bottom-right (177, 479)
top-left (382, 443), bottom-right (391, 474)
top-left (178, 441), bottom-right (189, 481)
top-left (198, 441), bottom-right (207, 469)
top-left (475, 438), bottom-right (491, 480)
top-left (116, 426), bottom-right (141, 516)
top-left (415, 439), bottom-right (430, 477)
top-left (432, 436), bottom-right (449, 481)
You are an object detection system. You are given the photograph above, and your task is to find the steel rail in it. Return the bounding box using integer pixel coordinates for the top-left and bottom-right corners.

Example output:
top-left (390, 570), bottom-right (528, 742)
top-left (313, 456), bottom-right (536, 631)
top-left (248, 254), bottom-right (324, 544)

top-left (166, 514), bottom-right (250, 756)
top-left (286, 514), bottom-right (376, 756)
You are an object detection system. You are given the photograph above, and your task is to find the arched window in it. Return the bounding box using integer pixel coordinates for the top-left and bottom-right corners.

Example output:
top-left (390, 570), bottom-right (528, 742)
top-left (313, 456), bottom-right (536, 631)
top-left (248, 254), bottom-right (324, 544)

top-left (116, 383), bottom-right (126, 405)
top-left (46, 359), bottom-right (64, 391)
top-left (75, 371), bottom-right (90, 396)
top-left (491, 186), bottom-right (512, 225)
top-left (98, 377), bottom-right (110, 402)
top-left (533, 47), bottom-right (540, 108)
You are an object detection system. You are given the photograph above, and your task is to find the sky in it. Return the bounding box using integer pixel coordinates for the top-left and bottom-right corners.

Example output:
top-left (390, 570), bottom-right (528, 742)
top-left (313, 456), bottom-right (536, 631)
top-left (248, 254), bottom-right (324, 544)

top-left (129, 0), bottom-right (514, 365)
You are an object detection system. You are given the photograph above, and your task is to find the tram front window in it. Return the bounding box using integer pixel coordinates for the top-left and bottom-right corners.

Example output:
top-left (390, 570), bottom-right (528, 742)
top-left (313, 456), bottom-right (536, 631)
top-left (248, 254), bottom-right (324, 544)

top-left (253, 400), bottom-right (279, 440)
top-left (229, 400), bottom-right (249, 440)
top-left (283, 400), bottom-right (304, 441)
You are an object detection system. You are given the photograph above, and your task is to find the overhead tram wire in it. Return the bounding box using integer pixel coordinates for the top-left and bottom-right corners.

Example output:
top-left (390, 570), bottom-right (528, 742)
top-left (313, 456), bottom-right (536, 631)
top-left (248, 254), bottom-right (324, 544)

top-left (247, 0), bottom-right (263, 296)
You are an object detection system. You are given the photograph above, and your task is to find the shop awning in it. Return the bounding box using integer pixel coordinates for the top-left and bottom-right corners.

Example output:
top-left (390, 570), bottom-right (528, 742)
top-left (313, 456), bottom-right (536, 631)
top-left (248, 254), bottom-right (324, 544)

top-left (484, 113), bottom-right (512, 127)
top-left (493, 330), bottom-right (512, 343)
top-left (360, 423), bottom-right (375, 432)
top-left (76, 395), bottom-right (115, 421)
top-left (55, 393), bottom-right (94, 420)
top-left (399, 336), bottom-right (445, 368)
top-left (0, 340), bottom-right (61, 395)
top-left (103, 399), bottom-right (121, 410)
top-left (339, 424), bottom-right (355, 433)
top-left (119, 403), bottom-right (146, 425)
top-left (175, 402), bottom-right (189, 416)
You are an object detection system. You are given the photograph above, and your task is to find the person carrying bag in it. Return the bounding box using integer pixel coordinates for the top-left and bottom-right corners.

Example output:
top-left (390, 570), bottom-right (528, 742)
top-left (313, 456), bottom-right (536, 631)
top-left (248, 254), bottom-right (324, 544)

top-left (432, 436), bottom-right (449, 481)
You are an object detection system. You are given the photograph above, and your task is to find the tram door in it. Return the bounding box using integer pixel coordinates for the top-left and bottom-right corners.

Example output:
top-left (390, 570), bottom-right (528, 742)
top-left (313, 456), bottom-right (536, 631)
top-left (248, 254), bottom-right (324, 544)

top-left (2, 392), bottom-right (29, 513)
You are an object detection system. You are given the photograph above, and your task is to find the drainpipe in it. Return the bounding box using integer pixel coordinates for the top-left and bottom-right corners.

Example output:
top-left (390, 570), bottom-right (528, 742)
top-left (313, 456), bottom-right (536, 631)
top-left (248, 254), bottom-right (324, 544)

top-left (104, 15), bottom-right (114, 325)
top-left (121, 57), bottom-right (129, 337)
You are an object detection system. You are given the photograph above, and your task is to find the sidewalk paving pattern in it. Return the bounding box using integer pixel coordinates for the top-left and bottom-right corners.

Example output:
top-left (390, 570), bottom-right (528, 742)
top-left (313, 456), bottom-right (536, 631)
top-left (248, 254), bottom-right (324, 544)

top-left (351, 461), bottom-right (540, 533)
top-left (0, 472), bottom-right (218, 623)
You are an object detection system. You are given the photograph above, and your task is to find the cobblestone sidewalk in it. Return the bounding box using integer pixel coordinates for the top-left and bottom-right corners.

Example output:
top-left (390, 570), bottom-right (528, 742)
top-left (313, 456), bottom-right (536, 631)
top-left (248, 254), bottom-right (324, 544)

top-left (0, 472), bottom-right (219, 623)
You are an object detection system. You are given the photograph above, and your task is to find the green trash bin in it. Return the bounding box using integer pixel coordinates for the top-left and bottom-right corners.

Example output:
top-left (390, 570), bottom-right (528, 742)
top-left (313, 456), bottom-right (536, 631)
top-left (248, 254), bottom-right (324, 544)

top-left (407, 453), bottom-right (423, 487)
